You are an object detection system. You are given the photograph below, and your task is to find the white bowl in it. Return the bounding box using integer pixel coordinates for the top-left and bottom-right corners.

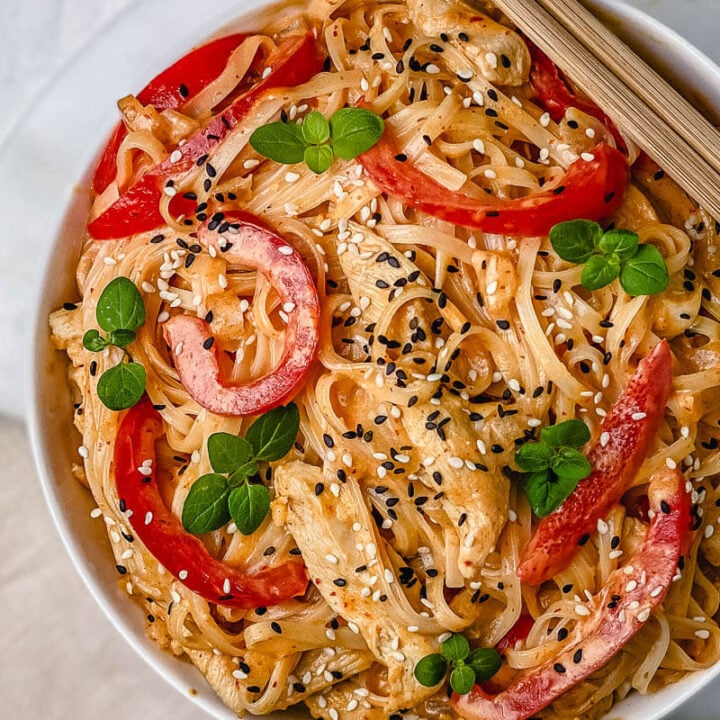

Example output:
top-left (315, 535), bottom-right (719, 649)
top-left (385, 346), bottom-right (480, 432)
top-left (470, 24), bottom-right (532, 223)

top-left (25, 1), bottom-right (720, 718)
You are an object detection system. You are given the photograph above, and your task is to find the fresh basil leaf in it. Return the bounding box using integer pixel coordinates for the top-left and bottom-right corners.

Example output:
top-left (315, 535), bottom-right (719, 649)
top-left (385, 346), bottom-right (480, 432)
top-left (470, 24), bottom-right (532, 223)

top-left (540, 419), bottom-right (590, 449)
top-left (330, 108), bottom-right (385, 160)
top-left (581, 252), bottom-right (621, 291)
top-left (598, 229), bottom-right (639, 261)
top-left (620, 243), bottom-right (669, 296)
top-left (229, 460), bottom-right (259, 486)
top-left (442, 633), bottom-right (470, 662)
top-left (549, 220), bottom-right (602, 263)
top-left (245, 403), bottom-right (300, 461)
top-left (181, 473), bottom-right (230, 534)
top-left (466, 648), bottom-right (502, 682)
top-left (414, 654), bottom-right (447, 687)
top-left (515, 442), bottom-right (553, 472)
top-left (228, 483), bottom-right (271, 535)
top-left (450, 664), bottom-right (476, 695)
top-left (524, 470), bottom-right (577, 518)
top-left (552, 447), bottom-right (593, 482)
top-left (304, 144), bottom-right (334, 174)
top-left (249, 121), bottom-right (307, 165)
top-left (83, 329), bottom-right (109, 352)
top-left (302, 111), bottom-right (330, 145)
top-left (96, 362), bottom-right (146, 411)
top-left (109, 328), bottom-right (137, 348)
top-left (96, 277), bottom-right (146, 333)
top-left (207, 432), bottom-right (254, 474)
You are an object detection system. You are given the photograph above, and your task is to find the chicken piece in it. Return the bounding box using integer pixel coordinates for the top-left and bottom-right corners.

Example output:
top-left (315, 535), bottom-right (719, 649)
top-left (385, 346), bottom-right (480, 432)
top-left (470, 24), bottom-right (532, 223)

top-left (408, 0), bottom-right (530, 86)
top-left (275, 461), bottom-right (439, 713)
top-left (337, 223), bottom-right (429, 326)
top-left (402, 393), bottom-right (509, 578)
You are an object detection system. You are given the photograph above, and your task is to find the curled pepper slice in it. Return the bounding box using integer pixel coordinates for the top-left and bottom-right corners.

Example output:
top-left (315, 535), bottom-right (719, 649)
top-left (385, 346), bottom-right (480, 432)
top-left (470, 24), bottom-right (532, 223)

top-left (89, 32), bottom-right (321, 240)
top-left (453, 466), bottom-right (692, 720)
top-left (92, 32), bottom-right (249, 195)
top-left (114, 396), bottom-right (308, 608)
top-left (358, 138), bottom-right (628, 238)
top-left (518, 340), bottom-right (672, 585)
top-left (163, 214), bottom-right (320, 416)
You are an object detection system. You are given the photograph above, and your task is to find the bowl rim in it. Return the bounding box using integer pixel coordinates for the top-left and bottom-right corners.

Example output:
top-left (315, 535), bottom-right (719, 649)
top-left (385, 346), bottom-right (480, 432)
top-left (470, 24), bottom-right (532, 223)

top-left (25, 1), bottom-right (720, 719)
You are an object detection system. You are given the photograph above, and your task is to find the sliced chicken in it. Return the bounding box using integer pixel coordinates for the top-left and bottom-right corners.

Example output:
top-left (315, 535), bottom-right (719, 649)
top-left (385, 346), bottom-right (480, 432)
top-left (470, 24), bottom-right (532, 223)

top-left (408, 0), bottom-right (530, 86)
top-left (275, 461), bottom-right (440, 714)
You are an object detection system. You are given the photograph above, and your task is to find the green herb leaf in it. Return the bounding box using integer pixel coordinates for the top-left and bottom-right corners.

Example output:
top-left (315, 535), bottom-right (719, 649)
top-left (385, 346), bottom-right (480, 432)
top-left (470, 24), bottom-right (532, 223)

top-left (466, 648), bottom-right (502, 682)
top-left (304, 144), bottom-right (334, 174)
top-left (442, 633), bottom-right (470, 661)
top-left (96, 362), bottom-right (146, 411)
top-left (301, 111), bottom-right (330, 145)
top-left (96, 277), bottom-right (146, 333)
top-left (181, 473), bottom-right (231, 534)
top-left (539, 419), bottom-right (591, 449)
top-left (620, 243), bottom-right (669, 296)
top-left (245, 403), bottom-right (300, 461)
top-left (524, 470), bottom-right (578, 518)
top-left (330, 108), bottom-right (385, 160)
top-left (229, 460), bottom-right (259, 486)
top-left (108, 329), bottom-right (137, 348)
top-left (552, 447), bottom-right (593, 482)
top-left (598, 229), bottom-right (639, 261)
top-left (83, 329), bottom-right (109, 352)
top-left (581, 252), bottom-right (621, 291)
top-left (414, 654), bottom-right (448, 687)
top-left (207, 433), bottom-right (254, 474)
top-left (249, 121), bottom-right (307, 165)
top-left (549, 220), bottom-right (602, 264)
top-left (515, 442), bottom-right (553, 472)
top-left (228, 483), bottom-right (271, 535)
top-left (450, 665), bottom-right (476, 695)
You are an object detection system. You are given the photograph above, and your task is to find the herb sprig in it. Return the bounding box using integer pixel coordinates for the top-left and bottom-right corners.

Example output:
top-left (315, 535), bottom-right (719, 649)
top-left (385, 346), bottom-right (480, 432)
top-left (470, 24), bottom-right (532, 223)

top-left (82, 276), bottom-right (147, 410)
top-left (414, 633), bottom-right (501, 695)
top-left (182, 404), bottom-right (300, 536)
top-left (515, 419), bottom-right (592, 517)
top-left (550, 220), bottom-right (669, 296)
top-left (249, 108), bottom-right (384, 174)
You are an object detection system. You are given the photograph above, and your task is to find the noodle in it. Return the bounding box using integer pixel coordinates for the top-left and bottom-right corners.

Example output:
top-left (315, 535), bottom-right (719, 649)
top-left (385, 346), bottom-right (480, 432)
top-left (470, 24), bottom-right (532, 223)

top-left (48, 0), bottom-right (720, 718)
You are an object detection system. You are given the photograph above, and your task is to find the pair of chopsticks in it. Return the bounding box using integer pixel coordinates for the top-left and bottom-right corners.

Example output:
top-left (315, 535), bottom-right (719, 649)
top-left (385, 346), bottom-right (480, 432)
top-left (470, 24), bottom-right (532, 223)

top-left (486, 0), bottom-right (720, 220)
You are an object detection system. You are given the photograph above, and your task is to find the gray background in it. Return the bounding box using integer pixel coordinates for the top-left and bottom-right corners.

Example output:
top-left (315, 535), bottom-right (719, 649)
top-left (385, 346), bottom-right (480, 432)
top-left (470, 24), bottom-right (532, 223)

top-left (1, 1), bottom-right (719, 718)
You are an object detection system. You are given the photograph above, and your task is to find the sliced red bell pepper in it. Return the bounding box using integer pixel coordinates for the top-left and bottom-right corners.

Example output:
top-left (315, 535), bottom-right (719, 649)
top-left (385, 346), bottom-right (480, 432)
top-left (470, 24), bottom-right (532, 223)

top-left (89, 32), bottom-right (321, 239)
top-left (453, 466), bottom-right (692, 720)
top-left (518, 340), bottom-right (672, 585)
top-left (163, 213), bottom-right (320, 416)
top-left (114, 396), bottom-right (308, 607)
top-left (93, 33), bottom-right (249, 194)
top-left (526, 38), bottom-right (626, 153)
top-left (495, 614), bottom-right (535, 655)
top-left (358, 138), bottom-right (628, 238)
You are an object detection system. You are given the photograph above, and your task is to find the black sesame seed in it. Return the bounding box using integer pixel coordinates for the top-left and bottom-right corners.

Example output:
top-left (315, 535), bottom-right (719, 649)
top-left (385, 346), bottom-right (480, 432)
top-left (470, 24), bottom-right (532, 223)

top-left (573, 649), bottom-right (583, 664)
top-left (578, 533), bottom-right (590, 546)
top-left (554, 663), bottom-right (566, 674)
top-left (333, 578), bottom-right (347, 587)
top-left (661, 500), bottom-right (671, 514)
top-left (557, 627), bottom-right (569, 641)
top-left (314, 483), bottom-right (325, 496)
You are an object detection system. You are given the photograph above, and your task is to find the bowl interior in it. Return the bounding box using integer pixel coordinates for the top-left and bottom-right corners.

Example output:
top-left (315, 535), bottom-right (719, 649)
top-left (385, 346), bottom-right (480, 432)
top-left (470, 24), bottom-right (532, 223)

top-left (27, 1), bottom-right (720, 719)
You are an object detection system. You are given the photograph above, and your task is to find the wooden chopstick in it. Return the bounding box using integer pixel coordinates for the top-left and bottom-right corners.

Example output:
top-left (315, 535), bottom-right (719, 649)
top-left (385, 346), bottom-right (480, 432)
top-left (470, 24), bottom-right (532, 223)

top-left (487, 0), bottom-right (720, 219)
top-left (539, 0), bottom-right (720, 175)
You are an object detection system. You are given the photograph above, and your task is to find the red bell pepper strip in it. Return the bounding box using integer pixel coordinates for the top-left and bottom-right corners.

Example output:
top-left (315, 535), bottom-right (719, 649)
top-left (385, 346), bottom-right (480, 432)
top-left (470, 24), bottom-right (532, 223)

top-left (89, 32), bottom-right (321, 239)
top-left (526, 38), bottom-right (626, 153)
top-left (93, 33), bottom-right (249, 194)
top-left (495, 614), bottom-right (535, 655)
top-left (358, 138), bottom-right (628, 238)
top-left (453, 466), bottom-right (692, 720)
top-left (114, 396), bottom-right (308, 607)
top-left (518, 340), bottom-right (672, 585)
top-left (163, 213), bottom-right (320, 416)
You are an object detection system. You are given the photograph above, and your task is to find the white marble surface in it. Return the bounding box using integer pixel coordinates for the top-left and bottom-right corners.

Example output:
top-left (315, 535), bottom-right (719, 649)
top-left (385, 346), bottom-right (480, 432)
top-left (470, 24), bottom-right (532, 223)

top-left (2, 1), bottom-right (720, 719)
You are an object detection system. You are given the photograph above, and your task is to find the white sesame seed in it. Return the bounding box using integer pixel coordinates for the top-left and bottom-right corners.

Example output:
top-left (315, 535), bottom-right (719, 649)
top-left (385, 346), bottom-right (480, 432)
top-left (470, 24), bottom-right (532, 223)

top-left (426, 63), bottom-right (440, 74)
top-left (325, 628), bottom-right (336, 641)
top-left (706, 525), bottom-right (715, 539)
top-left (637, 608), bottom-right (651, 622)
top-left (329, 708), bottom-right (339, 720)
top-left (78, 445), bottom-right (89, 458)
top-left (540, 112), bottom-right (551, 127)
top-left (169, 150), bottom-right (183, 163)
top-left (632, 412), bottom-right (647, 421)
top-left (427, 373), bottom-right (442, 382)
top-left (650, 586), bottom-right (664, 598)
top-left (609, 549), bottom-right (623, 559)
top-left (597, 518), bottom-right (609, 534)
top-left (680, 426), bottom-right (690, 438)
top-left (366, 542), bottom-right (377, 558)
top-left (484, 168), bottom-right (497, 179)
top-left (575, 604), bottom-right (591, 616)
top-left (330, 483), bottom-right (341, 497)
top-left (232, 669), bottom-right (248, 680)
top-left (325, 553), bottom-right (339, 565)
top-left (696, 629), bottom-right (711, 640)
top-left (90, 508), bottom-right (103, 519)
top-left (485, 52), bottom-right (498, 69)
top-left (508, 509), bottom-right (518, 522)
top-left (486, 280), bottom-right (498, 296)
top-left (178, 570), bottom-right (188, 580)
top-left (626, 580), bottom-right (638, 592)
top-left (581, 152), bottom-right (596, 162)
top-left (448, 456), bottom-right (464, 469)
top-left (163, 185), bottom-right (177, 197)
top-left (528, 418), bottom-right (542, 428)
